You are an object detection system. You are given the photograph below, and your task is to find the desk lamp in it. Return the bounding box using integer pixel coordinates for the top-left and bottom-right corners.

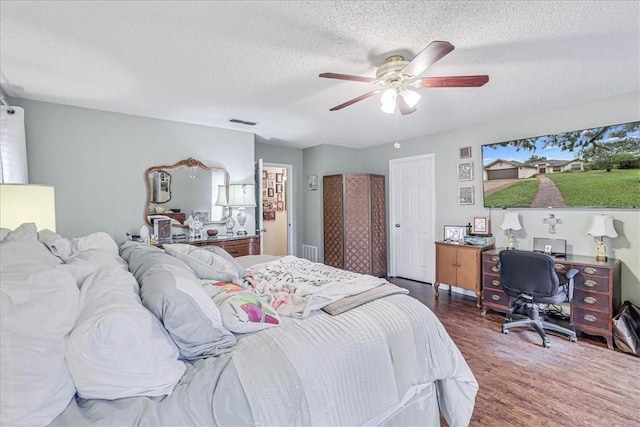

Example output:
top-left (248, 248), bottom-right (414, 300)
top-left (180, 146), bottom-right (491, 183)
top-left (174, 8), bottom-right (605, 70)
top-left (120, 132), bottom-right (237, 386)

top-left (586, 214), bottom-right (618, 261)
top-left (227, 183), bottom-right (256, 236)
top-left (0, 184), bottom-right (56, 231)
top-left (500, 211), bottom-right (522, 250)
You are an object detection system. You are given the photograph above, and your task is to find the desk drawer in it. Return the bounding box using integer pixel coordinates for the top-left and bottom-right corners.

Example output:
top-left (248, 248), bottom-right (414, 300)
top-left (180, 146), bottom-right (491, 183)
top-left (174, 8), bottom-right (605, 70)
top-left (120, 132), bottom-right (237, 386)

top-left (483, 260), bottom-right (501, 274)
top-left (483, 275), bottom-right (502, 289)
top-left (575, 275), bottom-right (610, 293)
top-left (483, 288), bottom-right (509, 308)
top-left (572, 306), bottom-right (609, 330)
top-left (573, 289), bottom-right (609, 312)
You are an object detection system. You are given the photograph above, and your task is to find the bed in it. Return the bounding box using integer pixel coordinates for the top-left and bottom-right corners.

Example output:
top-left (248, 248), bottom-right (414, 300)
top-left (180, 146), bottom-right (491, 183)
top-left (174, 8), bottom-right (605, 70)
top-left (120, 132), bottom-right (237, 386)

top-left (0, 223), bottom-right (478, 427)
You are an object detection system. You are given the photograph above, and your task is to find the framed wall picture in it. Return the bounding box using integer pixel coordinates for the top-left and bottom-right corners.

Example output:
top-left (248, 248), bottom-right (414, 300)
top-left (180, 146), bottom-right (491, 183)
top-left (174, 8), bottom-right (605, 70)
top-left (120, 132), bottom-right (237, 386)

top-left (277, 201), bottom-right (284, 211)
top-left (307, 175), bottom-right (318, 191)
top-left (264, 210), bottom-right (276, 221)
top-left (458, 185), bottom-right (474, 205)
top-left (444, 225), bottom-right (467, 242)
top-left (276, 173), bottom-right (283, 183)
top-left (276, 183), bottom-right (283, 193)
top-left (459, 146), bottom-right (472, 159)
top-left (457, 161), bottom-right (473, 181)
top-left (262, 170), bottom-right (267, 179)
top-left (268, 173), bottom-right (276, 180)
top-left (267, 188), bottom-right (274, 198)
top-left (472, 216), bottom-right (490, 235)
top-left (277, 193), bottom-right (283, 202)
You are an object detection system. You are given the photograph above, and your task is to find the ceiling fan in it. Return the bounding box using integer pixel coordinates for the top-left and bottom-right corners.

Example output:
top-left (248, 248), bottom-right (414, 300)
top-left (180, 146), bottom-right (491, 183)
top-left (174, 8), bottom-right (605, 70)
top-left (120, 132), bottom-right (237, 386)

top-left (319, 41), bottom-right (489, 115)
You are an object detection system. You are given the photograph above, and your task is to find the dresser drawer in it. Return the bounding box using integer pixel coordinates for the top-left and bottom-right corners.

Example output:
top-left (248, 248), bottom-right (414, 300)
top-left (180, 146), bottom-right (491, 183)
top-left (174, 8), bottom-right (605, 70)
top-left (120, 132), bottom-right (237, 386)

top-left (577, 265), bottom-right (610, 277)
top-left (573, 289), bottom-right (610, 312)
top-left (572, 306), bottom-right (609, 330)
top-left (483, 275), bottom-right (502, 289)
top-left (575, 275), bottom-right (610, 293)
top-left (483, 260), bottom-right (501, 274)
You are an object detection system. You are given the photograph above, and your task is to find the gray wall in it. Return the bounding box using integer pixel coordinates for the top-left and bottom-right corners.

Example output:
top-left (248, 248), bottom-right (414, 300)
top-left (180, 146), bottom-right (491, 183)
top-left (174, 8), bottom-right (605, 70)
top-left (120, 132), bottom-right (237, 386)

top-left (11, 98), bottom-right (255, 243)
top-left (359, 91), bottom-right (640, 303)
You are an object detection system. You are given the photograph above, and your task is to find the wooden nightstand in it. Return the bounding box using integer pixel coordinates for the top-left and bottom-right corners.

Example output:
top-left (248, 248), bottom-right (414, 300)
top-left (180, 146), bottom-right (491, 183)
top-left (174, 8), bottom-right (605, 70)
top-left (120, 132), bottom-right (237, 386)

top-left (434, 241), bottom-right (494, 308)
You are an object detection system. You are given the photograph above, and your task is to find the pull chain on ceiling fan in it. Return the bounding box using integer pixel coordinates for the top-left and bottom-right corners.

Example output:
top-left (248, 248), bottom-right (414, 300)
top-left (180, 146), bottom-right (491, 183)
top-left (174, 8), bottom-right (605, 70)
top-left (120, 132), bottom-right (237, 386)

top-left (319, 41), bottom-right (489, 115)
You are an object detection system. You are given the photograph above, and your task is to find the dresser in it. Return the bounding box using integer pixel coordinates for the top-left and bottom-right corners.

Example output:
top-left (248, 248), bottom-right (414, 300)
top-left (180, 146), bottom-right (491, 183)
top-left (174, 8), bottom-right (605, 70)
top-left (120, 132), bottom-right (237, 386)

top-left (155, 235), bottom-right (260, 258)
top-left (481, 249), bottom-right (621, 349)
top-left (434, 241), bottom-right (494, 308)
top-left (323, 174), bottom-right (386, 277)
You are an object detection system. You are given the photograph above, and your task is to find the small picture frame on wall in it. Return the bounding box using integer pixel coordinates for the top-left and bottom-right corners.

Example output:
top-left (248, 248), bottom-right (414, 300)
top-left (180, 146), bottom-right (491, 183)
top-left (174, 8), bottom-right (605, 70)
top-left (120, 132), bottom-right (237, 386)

top-left (457, 161), bottom-right (473, 181)
top-left (267, 188), bottom-right (274, 198)
top-left (276, 173), bottom-right (283, 183)
top-left (276, 183), bottom-right (283, 193)
top-left (459, 146), bottom-right (472, 159)
top-left (307, 175), bottom-right (318, 191)
top-left (268, 173), bottom-right (276, 180)
top-left (262, 170), bottom-right (267, 179)
top-left (472, 216), bottom-right (490, 235)
top-left (277, 201), bottom-right (284, 211)
top-left (264, 210), bottom-right (276, 221)
top-left (458, 186), bottom-right (474, 205)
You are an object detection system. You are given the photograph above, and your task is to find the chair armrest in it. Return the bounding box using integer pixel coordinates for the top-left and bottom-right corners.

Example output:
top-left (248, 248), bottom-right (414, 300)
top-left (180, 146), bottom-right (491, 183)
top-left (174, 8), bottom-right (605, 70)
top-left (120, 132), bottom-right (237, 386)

top-left (565, 268), bottom-right (579, 280)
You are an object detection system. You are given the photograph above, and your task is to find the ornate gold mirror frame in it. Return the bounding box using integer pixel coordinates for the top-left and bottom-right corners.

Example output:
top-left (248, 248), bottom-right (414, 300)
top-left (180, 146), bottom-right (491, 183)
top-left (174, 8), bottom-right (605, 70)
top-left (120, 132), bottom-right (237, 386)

top-left (144, 157), bottom-right (230, 228)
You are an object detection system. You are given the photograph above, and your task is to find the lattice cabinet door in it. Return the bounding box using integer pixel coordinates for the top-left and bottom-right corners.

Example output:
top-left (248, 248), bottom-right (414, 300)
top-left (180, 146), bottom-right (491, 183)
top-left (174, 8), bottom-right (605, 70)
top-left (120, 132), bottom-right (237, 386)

top-left (323, 173), bottom-right (387, 277)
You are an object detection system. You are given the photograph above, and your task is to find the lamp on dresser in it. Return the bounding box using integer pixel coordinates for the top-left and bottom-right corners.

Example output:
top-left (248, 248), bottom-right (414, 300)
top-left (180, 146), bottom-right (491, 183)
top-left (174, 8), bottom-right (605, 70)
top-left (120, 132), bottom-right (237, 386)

top-left (500, 211), bottom-right (522, 250)
top-left (586, 214), bottom-right (618, 261)
top-left (227, 183), bottom-right (256, 236)
top-left (0, 184), bottom-right (56, 231)
top-left (215, 184), bottom-right (235, 236)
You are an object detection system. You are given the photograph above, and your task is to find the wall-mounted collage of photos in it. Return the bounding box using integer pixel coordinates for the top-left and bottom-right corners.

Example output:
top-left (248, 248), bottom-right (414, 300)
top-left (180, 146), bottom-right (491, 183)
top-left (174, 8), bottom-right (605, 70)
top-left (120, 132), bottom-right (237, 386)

top-left (262, 167), bottom-right (286, 221)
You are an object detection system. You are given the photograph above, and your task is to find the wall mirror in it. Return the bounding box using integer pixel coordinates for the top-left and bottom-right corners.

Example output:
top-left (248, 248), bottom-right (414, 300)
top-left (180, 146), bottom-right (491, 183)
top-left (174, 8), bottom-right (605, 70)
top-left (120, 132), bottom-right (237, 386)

top-left (144, 158), bottom-right (229, 228)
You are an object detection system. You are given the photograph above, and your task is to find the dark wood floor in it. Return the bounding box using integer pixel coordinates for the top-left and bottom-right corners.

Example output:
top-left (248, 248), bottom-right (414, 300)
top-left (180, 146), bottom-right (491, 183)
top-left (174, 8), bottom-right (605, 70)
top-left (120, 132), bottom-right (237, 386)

top-left (388, 277), bottom-right (640, 427)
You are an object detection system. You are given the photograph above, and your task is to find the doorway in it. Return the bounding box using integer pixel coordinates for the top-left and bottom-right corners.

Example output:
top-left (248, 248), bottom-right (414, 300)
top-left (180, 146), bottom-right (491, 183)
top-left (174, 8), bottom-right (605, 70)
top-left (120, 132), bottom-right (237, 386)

top-left (259, 162), bottom-right (292, 256)
top-left (388, 154), bottom-right (436, 283)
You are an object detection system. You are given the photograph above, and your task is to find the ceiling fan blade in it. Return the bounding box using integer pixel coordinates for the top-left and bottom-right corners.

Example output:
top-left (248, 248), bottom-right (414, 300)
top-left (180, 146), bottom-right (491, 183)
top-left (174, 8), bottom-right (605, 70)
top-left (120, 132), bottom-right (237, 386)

top-left (415, 75), bottom-right (490, 88)
top-left (329, 90), bottom-right (380, 111)
top-left (401, 41), bottom-right (455, 77)
top-left (319, 72), bottom-right (378, 84)
top-left (398, 95), bottom-right (417, 115)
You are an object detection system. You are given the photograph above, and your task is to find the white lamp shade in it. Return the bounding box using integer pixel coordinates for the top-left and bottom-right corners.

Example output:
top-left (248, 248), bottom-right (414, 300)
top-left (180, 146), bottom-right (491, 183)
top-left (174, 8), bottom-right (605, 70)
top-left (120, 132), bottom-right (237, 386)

top-left (227, 184), bottom-right (256, 207)
top-left (380, 88), bottom-right (397, 114)
top-left (500, 211), bottom-right (522, 231)
top-left (402, 89), bottom-right (422, 108)
top-left (587, 215), bottom-right (618, 238)
top-left (0, 184), bottom-right (56, 231)
top-left (215, 185), bottom-right (229, 206)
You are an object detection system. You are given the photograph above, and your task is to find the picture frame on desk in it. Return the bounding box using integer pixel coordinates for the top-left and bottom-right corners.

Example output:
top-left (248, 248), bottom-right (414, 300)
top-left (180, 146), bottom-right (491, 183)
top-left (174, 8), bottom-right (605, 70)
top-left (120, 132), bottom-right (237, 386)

top-left (472, 216), bottom-right (490, 235)
top-left (444, 225), bottom-right (467, 242)
top-left (153, 218), bottom-right (172, 243)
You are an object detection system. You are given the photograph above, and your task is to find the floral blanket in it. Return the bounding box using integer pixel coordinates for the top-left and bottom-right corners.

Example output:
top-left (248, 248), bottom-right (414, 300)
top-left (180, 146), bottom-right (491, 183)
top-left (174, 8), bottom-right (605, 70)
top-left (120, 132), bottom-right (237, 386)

top-left (246, 256), bottom-right (387, 318)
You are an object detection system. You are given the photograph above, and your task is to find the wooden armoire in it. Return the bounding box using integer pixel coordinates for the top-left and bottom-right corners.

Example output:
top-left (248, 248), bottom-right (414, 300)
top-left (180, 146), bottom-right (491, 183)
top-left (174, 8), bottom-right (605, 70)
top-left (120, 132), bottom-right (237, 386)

top-left (323, 174), bottom-right (387, 277)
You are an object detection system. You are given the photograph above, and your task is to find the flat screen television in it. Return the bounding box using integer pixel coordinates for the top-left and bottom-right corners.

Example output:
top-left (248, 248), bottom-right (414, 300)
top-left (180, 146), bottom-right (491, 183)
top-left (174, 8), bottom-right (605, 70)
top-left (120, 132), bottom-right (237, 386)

top-left (481, 121), bottom-right (639, 209)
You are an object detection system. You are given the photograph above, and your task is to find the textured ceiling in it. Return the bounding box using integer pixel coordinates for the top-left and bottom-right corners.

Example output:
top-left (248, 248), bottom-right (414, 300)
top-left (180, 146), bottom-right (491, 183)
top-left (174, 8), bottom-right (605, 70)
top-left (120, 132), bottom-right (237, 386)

top-left (1, 1), bottom-right (638, 149)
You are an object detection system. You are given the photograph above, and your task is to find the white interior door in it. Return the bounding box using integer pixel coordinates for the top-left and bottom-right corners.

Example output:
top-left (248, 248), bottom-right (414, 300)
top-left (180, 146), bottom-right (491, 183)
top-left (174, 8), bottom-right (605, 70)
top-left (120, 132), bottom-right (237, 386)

top-left (389, 154), bottom-right (436, 282)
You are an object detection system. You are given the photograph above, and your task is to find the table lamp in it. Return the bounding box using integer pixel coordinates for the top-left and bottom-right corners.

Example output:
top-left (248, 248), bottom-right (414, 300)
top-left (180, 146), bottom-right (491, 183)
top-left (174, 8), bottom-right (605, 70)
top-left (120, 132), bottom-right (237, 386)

top-left (500, 211), bottom-right (522, 250)
top-left (0, 184), bottom-right (56, 231)
top-left (586, 214), bottom-right (618, 261)
top-left (215, 184), bottom-right (235, 236)
top-left (227, 183), bottom-right (256, 236)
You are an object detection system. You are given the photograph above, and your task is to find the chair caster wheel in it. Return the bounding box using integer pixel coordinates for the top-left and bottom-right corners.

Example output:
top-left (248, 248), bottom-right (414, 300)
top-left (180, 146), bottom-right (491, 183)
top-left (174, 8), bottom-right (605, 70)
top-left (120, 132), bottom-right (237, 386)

top-left (570, 337), bottom-right (577, 343)
top-left (543, 340), bottom-right (550, 348)
top-left (502, 329), bottom-right (508, 335)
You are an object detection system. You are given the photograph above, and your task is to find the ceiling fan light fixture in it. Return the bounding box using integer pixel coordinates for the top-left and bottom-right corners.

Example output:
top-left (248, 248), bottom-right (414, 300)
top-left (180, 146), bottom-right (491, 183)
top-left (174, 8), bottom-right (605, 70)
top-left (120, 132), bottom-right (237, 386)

top-left (402, 89), bottom-right (421, 108)
top-left (381, 88), bottom-right (397, 114)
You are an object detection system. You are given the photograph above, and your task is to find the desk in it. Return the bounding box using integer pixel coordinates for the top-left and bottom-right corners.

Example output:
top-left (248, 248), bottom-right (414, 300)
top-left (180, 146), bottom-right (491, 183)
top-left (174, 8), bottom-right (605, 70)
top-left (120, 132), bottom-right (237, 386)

top-left (481, 249), bottom-right (621, 349)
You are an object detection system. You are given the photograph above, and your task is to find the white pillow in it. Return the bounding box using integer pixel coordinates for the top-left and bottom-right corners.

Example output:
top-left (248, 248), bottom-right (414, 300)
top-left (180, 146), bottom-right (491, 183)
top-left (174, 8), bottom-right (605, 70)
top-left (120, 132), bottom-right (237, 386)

top-left (164, 244), bottom-right (240, 283)
top-left (63, 250), bottom-right (129, 288)
top-left (1, 265), bottom-right (79, 427)
top-left (203, 281), bottom-right (281, 333)
top-left (0, 224), bottom-right (62, 270)
top-left (70, 232), bottom-right (119, 255)
top-left (66, 266), bottom-right (185, 400)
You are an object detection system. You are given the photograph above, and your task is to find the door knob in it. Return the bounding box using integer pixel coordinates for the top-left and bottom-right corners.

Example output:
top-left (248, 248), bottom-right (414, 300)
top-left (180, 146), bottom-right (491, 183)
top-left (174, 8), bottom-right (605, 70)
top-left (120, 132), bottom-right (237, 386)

top-left (395, 224), bottom-right (400, 228)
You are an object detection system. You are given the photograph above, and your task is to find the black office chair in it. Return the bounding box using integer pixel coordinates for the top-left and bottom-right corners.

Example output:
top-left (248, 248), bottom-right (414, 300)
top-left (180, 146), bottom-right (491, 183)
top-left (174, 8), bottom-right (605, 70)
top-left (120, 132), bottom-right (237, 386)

top-left (499, 250), bottom-right (578, 348)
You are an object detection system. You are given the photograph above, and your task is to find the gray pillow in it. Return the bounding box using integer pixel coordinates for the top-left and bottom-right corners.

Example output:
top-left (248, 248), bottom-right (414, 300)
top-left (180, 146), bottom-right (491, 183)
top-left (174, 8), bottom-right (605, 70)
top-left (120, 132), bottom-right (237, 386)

top-left (125, 246), bottom-right (237, 360)
top-left (202, 245), bottom-right (248, 278)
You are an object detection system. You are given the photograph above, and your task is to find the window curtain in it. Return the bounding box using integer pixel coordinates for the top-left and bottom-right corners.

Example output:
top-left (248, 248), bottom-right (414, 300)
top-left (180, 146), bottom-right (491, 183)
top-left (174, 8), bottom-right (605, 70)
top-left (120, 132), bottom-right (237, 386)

top-left (0, 105), bottom-right (28, 183)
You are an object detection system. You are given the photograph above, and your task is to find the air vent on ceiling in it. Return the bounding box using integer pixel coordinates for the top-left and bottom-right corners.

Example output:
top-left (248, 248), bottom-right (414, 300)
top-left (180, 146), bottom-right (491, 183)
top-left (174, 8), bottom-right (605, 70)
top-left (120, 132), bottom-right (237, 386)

top-left (229, 118), bottom-right (257, 126)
